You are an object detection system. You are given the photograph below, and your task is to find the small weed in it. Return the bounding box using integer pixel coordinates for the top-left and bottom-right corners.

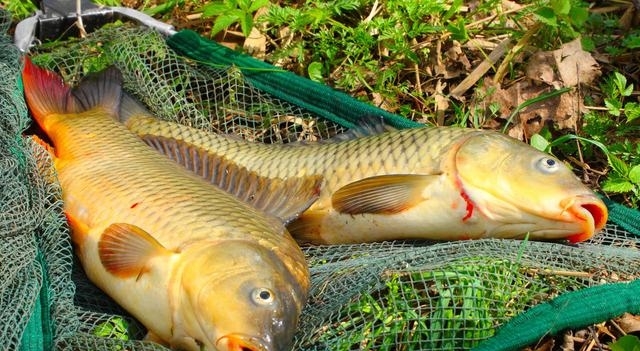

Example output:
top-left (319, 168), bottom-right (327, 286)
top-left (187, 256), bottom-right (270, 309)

top-left (534, 0), bottom-right (589, 46)
top-left (92, 316), bottom-right (137, 340)
top-left (311, 253), bottom-right (559, 350)
top-left (201, 0), bottom-right (270, 38)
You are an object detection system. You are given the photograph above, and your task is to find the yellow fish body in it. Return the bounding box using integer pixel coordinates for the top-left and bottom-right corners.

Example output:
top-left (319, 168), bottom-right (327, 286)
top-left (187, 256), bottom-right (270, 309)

top-left (122, 101), bottom-right (608, 245)
top-left (22, 58), bottom-right (318, 351)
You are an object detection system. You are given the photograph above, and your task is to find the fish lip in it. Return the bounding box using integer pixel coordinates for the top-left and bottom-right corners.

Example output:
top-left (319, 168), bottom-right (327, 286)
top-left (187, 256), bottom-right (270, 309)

top-left (560, 195), bottom-right (608, 243)
top-left (216, 333), bottom-right (272, 351)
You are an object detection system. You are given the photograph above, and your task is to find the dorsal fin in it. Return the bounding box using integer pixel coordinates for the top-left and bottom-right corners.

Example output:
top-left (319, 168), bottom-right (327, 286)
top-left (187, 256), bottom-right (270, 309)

top-left (329, 114), bottom-right (394, 142)
top-left (118, 92), bottom-right (156, 124)
top-left (69, 66), bottom-right (122, 116)
top-left (288, 114), bottom-right (395, 146)
top-left (142, 135), bottom-right (322, 224)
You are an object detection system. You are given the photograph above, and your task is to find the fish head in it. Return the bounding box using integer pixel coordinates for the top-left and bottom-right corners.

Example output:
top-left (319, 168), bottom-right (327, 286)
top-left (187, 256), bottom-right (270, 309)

top-left (453, 132), bottom-right (608, 242)
top-left (173, 239), bottom-right (307, 351)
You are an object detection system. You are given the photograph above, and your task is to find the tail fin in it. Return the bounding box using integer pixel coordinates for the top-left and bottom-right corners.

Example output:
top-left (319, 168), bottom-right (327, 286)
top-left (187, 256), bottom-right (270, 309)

top-left (22, 57), bottom-right (123, 130)
top-left (21, 57), bottom-right (71, 127)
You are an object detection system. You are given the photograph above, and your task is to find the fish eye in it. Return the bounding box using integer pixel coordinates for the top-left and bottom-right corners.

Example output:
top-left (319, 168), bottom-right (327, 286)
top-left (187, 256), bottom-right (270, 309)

top-left (251, 288), bottom-right (275, 306)
top-left (536, 156), bottom-right (560, 174)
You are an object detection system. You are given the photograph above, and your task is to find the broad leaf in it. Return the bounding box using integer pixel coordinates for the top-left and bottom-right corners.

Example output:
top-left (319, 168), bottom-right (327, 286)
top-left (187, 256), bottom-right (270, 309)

top-left (629, 165), bottom-right (640, 185)
top-left (530, 133), bottom-right (550, 152)
top-left (609, 154), bottom-right (630, 176)
top-left (308, 61), bottom-right (324, 83)
top-left (610, 335), bottom-right (640, 351)
top-left (551, 0), bottom-right (570, 16)
top-left (535, 7), bottom-right (558, 26)
top-left (602, 178), bottom-right (635, 193)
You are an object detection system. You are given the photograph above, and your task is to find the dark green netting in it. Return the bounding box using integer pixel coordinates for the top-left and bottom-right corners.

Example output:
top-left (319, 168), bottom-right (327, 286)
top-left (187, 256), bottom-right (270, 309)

top-left (166, 30), bottom-right (423, 131)
top-left (2, 10), bottom-right (640, 351)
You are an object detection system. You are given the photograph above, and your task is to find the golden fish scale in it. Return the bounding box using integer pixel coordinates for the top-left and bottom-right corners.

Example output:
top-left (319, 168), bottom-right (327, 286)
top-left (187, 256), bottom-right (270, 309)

top-left (55, 111), bottom-right (300, 255)
top-left (132, 118), bottom-right (481, 201)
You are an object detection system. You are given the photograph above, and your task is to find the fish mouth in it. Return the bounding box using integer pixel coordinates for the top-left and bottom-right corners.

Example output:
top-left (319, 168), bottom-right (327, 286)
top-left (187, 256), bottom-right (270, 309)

top-left (216, 334), bottom-right (272, 351)
top-left (560, 195), bottom-right (608, 243)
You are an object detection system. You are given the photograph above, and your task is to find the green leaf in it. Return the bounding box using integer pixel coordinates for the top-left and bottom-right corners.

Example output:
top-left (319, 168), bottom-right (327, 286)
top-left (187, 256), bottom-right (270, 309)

top-left (581, 36), bottom-right (595, 51)
top-left (610, 335), bottom-right (640, 351)
top-left (568, 5), bottom-right (589, 27)
top-left (609, 154), bottom-right (630, 176)
top-left (623, 82), bottom-right (634, 97)
top-left (530, 134), bottom-right (550, 152)
top-left (629, 165), bottom-right (640, 184)
top-left (535, 7), bottom-right (558, 26)
top-left (308, 61), bottom-right (324, 83)
top-left (202, 2), bottom-right (231, 17)
top-left (550, 0), bottom-right (571, 16)
top-left (623, 35), bottom-right (640, 49)
top-left (239, 12), bottom-right (254, 37)
top-left (605, 98), bottom-right (622, 116)
top-left (602, 178), bottom-right (636, 193)
top-left (624, 102), bottom-right (640, 122)
top-left (249, 0), bottom-right (270, 12)
top-left (210, 14), bottom-right (241, 36)
top-left (613, 72), bottom-right (629, 95)
top-left (237, 0), bottom-right (252, 11)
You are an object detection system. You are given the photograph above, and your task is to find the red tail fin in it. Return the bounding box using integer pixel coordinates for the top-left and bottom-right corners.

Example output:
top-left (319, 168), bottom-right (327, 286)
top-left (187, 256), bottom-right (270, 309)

top-left (21, 57), bottom-right (72, 129)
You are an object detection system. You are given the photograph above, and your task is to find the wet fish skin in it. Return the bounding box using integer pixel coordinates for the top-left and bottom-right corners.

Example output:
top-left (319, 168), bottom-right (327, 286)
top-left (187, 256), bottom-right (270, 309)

top-left (22, 58), bottom-right (313, 351)
top-left (122, 102), bottom-right (608, 245)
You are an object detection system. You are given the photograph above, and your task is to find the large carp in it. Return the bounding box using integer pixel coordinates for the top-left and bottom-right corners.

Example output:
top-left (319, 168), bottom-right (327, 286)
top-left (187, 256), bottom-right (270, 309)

top-left (121, 98), bottom-right (608, 245)
top-left (22, 58), bottom-right (320, 351)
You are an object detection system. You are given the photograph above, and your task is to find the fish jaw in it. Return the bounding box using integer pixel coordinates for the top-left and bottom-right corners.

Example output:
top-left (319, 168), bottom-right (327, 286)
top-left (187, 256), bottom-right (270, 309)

top-left (217, 334), bottom-right (272, 351)
top-left (560, 195), bottom-right (608, 243)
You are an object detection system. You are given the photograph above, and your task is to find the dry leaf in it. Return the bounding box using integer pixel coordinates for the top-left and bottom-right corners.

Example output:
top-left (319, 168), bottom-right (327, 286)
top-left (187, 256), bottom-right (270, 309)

top-left (615, 313), bottom-right (640, 334)
top-left (243, 27), bottom-right (266, 58)
top-left (524, 337), bottom-right (555, 351)
top-left (473, 79), bottom-right (582, 139)
top-left (553, 38), bottom-right (601, 87)
top-left (243, 7), bottom-right (269, 58)
top-left (434, 79), bottom-right (449, 126)
top-left (526, 51), bottom-right (557, 86)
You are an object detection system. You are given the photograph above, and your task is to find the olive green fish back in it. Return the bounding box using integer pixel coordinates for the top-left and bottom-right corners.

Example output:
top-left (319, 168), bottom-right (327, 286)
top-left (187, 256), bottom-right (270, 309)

top-left (3, 12), bottom-right (640, 351)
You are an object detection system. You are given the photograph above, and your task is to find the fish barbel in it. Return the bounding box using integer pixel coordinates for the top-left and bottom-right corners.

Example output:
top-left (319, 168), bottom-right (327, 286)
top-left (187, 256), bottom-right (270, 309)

top-left (22, 58), bottom-right (320, 351)
top-left (121, 101), bottom-right (608, 245)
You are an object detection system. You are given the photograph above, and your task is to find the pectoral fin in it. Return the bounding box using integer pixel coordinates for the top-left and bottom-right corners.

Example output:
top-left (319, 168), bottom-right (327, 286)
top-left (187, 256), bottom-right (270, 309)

top-left (98, 223), bottom-right (172, 279)
top-left (140, 135), bottom-right (323, 224)
top-left (332, 174), bottom-right (437, 214)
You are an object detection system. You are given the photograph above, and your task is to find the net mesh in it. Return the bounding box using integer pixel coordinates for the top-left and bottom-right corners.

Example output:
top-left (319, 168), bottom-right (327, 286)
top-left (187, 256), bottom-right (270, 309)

top-left (2, 14), bottom-right (640, 351)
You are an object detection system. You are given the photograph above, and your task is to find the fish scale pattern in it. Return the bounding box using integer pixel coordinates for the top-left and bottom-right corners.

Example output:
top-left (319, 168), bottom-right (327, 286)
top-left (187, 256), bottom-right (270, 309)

top-left (130, 117), bottom-right (476, 192)
top-left (2, 15), bottom-right (640, 351)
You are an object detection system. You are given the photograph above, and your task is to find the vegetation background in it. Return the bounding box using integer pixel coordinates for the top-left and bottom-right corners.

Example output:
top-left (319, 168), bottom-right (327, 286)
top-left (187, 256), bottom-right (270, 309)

top-left (1, 0), bottom-right (640, 349)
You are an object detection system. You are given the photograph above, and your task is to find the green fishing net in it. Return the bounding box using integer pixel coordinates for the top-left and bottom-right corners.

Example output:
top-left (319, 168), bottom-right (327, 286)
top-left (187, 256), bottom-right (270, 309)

top-left (3, 10), bottom-right (640, 351)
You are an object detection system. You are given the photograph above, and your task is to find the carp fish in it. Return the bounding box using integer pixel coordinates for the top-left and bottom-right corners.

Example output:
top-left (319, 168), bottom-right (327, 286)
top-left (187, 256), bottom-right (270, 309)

top-left (22, 57), bottom-right (320, 351)
top-left (120, 98), bottom-right (608, 245)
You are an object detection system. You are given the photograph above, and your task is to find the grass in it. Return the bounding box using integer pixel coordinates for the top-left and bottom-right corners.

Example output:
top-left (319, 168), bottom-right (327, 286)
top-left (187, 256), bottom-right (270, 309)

top-left (305, 254), bottom-right (579, 350)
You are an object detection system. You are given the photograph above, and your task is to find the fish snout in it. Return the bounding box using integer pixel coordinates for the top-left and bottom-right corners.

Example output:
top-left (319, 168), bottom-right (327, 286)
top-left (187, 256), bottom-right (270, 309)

top-left (560, 194), bottom-right (608, 243)
top-left (216, 334), bottom-right (273, 351)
